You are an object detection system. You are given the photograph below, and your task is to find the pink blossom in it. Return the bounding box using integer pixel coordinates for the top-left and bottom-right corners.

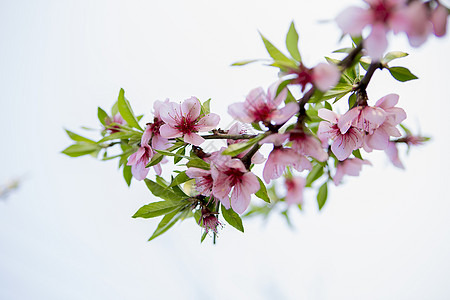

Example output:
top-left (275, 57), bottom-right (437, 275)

top-left (336, 0), bottom-right (409, 60)
top-left (385, 141), bottom-right (404, 169)
top-left (333, 158), bottom-right (372, 186)
top-left (262, 147), bottom-right (312, 184)
top-left (317, 109), bottom-right (364, 161)
top-left (105, 113), bottom-right (126, 134)
top-left (159, 97), bottom-right (220, 146)
top-left (285, 176), bottom-right (306, 206)
top-left (210, 154), bottom-right (260, 214)
top-left (127, 146), bottom-right (153, 181)
top-left (127, 124), bottom-right (164, 180)
top-left (228, 81), bottom-right (299, 125)
top-left (185, 167), bottom-right (214, 196)
top-left (198, 208), bottom-right (222, 234)
top-left (364, 94), bottom-right (406, 151)
top-left (339, 105), bottom-right (386, 135)
top-left (289, 63), bottom-right (340, 92)
top-left (288, 128), bottom-right (329, 162)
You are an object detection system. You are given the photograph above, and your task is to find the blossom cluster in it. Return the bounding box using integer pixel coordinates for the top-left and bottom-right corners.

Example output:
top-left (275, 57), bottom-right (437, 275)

top-left (63, 0), bottom-right (446, 242)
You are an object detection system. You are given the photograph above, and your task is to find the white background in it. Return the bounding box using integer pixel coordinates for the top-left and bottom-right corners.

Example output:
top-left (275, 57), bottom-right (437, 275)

top-left (1, 0), bottom-right (450, 299)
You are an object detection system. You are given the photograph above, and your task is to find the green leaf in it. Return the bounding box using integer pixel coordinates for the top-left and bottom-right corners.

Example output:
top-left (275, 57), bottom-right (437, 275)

top-left (111, 100), bottom-right (119, 116)
top-left (201, 99), bottom-right (211, 115)
top-left (97, 107), bottom-right (109, 126)
top-left (97, 131), bottom-right (141, 143)
top-left (231, 59), bottom-right (260, 66)
top-left (133, 201), bottom-right (181, 218)
top-left (251, 122), bottom-right (263, 131)
top-left (170, 172), bottom-right (191, 187)
top-left (148, 210), bottom-right (180, 241)
top-left (306, 164), bottom-right (324, 187)
top-left (123, 164), bottom-right (132, 186)
top-left (388, 67), bottom-right (418, 82)
top-left (221, 204), bottom-right (244, 232)
top-left (332, 47), bottom-right (354, 54)
top-left (221, 134), bottom-right (266, 156)
top-left (351, 35), bottom-right (362, 46)
top-left (186, 158), bottom-right (210, 170)
top-left (259, 32), bottom-right (292, 65)
top-left (255, 177), bottom-right (270, 203)
top-left (155, 149), bottom-right (191, 161)
top-left (144, 179), bottom-right (186, 202)
top-left (286, 21), bottom-right (301, 62)
top-left (147, 153), bottom-right (164, 167)
top-left (352, 149), bottom-right (363, 160)
top-left (348, 93), bottom-right (357, 109)
top-left (382, 51), bottom-right (408, 64)
top-left (117, 88), bottom-right (143, 131)
top-left (174, 147), bottom-right (185, 164)
top-left (65, 129), bottom-right (96, 144)
top-left (317, 182), bottom-right (328, 210)
top-left (62, 143), bottom-right (100, 157)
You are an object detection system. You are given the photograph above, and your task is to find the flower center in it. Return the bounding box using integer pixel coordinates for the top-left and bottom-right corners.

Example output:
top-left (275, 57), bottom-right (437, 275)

top-left (175, 116), bottom-right (197, 134)
top-left (224, 168), bottom-right (245, 185)
top-left (372, 1), bottom-right (390, 23)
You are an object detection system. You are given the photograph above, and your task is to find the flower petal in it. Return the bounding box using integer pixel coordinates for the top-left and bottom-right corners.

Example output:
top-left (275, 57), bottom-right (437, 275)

top-left (181, 97), bottom-right (201, 121)
top-left (336, 6), bottom-right (373, 35)
top-left (271, 102), bottom-right (300, 125)
top-left (365, 23), bottom-right (388, 60)
top-left (159, 124), bottom-right (182, 138)
top-left (184, 133), bottom-right (205, 146)
top-left (312, 63), bottom-right (341, 92)
top-left (196, 113), bottom-right (220, 132)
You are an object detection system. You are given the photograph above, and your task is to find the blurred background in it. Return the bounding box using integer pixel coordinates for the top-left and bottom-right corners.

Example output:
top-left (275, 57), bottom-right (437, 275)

top-left (1, 0), bottom-right (450, 299)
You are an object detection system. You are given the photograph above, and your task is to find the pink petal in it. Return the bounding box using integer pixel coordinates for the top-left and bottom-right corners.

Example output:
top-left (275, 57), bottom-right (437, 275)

top-left (332, 135), bottom-right (354, 161)
top-left (318, 108), bottom-right (339, 123)
top-left (260, 133), bottom-right (290, 146)
top-left (271, 102), bottom-right (299, 124)
top-left (312, 63), bottom-right (341, 92)
top-left (263, 152), bottom-right (279, 184)
top-left (357, 106), bottom-right (386, 134)
top-left (385, 107), bottom-right (406, 125)
top-left (159, 124), bottom-right (182, 138)
top-left (336, 7), bottom-right (373, 35)
top-left (184, 133), bottom-right (205, 146)
top-left (285, 177), bottom-right (305, 205)
top-left (293, 155), bottom-right (313, 172)
top-left (251, 151), bottom-right (266, 164)
top-left (181, 97), bottom-right (201, 121)
top-left (317, 121), bottom-right (335, 141)
top-left (151, 135), bottom-right (170, 150)
top-left (365, 23), bottom-right (388, 60)
top-left (339, 107), bottom-right (361, 134)
top-left (228, 102), bottom-right (254, 123)
top-left (431, 5), bottom-right (448, 37)
top-left (153, 99), bottom-right (170, 120)
top-left (366, 127), bottom-right (389, 150)
top-left (385, 142), bottom-right (405, 169)
top-left (159, 102), bottom-right (182, 126)
top-left (230, 173), bottom-right (259, 214)
top-left (271, 86), bottom-right (288, 107)
top-left (153, 163), bottom-right (162, 176)
top-left (404, 1), bottom-right (432, 47)
top-left (375, 94), bottom-right (399, 110)
top-left (141, 124), bottom-right (153, 146)
top-left (186, 167), bottom-right (211, 178)
top-left (196, 113), bottom-right (220, 132)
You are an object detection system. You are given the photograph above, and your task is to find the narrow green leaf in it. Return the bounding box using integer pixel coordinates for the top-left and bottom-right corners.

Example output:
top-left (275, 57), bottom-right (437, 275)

top-left (144, 179), bottom-right (186, 202)
top-left (286, 21), bottom-right (301, 62)
top-left (123, 164), bottom-right (132, 187)
top-left (383, 51), bottom-right (408, 64)
top-left (222, 134), bottom-right (266, 156)
top-left (148, 210), bottom-right (180, 241)
top-left (170, 172), bottom-right (191, 187)
top-left (231, 59), bottom-right (259, 66)
top-left (97, 131), bottom-right (141, 143)
top-left (317, 182), bottom-right (328, 210)
top-left (155, 149), bottom-right (191, 161)
top-left (255, 177), bottom-right (270, 203)
top-left (332, 47), bottom-right (354, 53)
top-left (306, 164), bottom-right (324, 187)
top-left (111, 101), bottom-right (119, 116)
top-left (65, 129), bottom-right (96, 144)
top-left (259, 32), bottom-right (292, 64)
top-left (133, 201), bottom-right (181, 218)
top-left (62, 143), bottom-right (100, 157)
top-left (175, 147), bottom-right (187, 164)
top-left (201, 99), bottom-right (211, 115)
top-left (388, 67), bottom-right (418, 82)
top-left (147, 154), bottom-right (163, 168)
top-left (348, 93), bottom-right (357, 109)
top-left (186, 158), bottom-right (210, 170)
top-left (221, 204), bottom-right (244, 232)
top-left (97, 107), bottom-right (109, 126)
top-left (117, 88), bottom-right (143, 131)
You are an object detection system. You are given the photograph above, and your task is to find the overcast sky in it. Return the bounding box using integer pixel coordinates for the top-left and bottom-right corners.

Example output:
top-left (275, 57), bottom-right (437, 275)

top-left (1, 0), bottom-right (450, 299)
